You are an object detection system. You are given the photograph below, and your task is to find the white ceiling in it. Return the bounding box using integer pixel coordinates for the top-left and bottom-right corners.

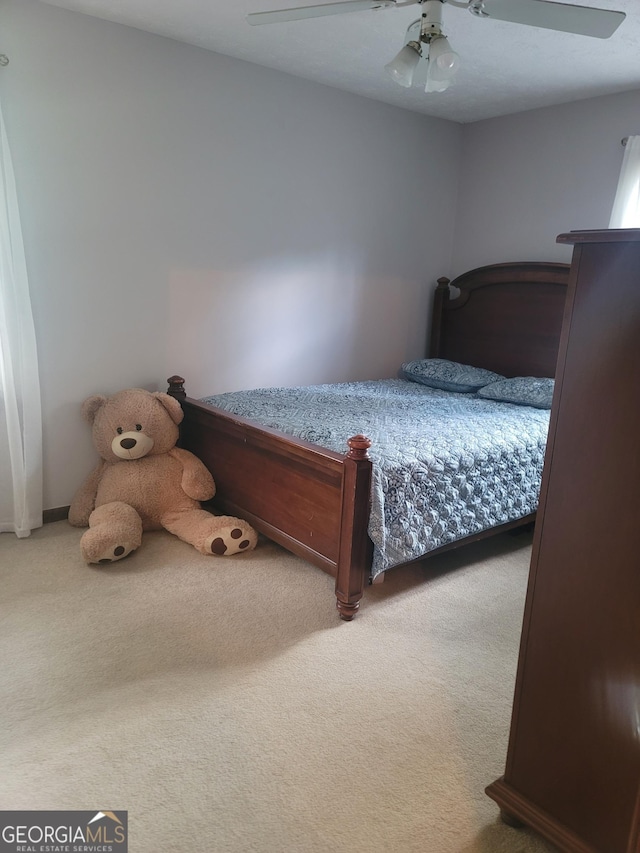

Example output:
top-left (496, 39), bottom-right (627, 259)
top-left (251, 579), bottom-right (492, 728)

top-left (39, 0), bottom-right (640, 122)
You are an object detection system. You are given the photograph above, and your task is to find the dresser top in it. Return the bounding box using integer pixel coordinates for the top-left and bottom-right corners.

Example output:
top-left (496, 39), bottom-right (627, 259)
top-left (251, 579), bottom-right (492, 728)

top-left (557, 228), bottom-right (640, 244)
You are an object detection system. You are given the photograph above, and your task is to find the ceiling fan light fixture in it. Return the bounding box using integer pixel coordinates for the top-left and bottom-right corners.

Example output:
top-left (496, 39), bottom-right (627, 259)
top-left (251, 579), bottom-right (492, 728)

top-left (384, 40), bottom-right (422, 88)
top-left (425, 34), bottom-right (460, 92)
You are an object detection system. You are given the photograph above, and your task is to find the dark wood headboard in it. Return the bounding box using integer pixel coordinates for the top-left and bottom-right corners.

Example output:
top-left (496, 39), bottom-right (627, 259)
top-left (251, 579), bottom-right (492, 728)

top-left (429, 261), bottom-right (571, 378)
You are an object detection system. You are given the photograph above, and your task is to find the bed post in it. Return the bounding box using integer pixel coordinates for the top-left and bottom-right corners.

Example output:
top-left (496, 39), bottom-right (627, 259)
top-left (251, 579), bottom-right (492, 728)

top-left (429, 277), bottom-right (450, 358)
top-left (335, 435), bottom-right (373, 621)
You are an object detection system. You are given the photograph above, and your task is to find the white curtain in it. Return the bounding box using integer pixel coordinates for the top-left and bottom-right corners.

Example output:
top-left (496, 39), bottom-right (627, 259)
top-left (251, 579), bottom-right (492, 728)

top-left (609, 135), bottom-right (640, 228)
top-left (0, 99), bottom-right (43, 537)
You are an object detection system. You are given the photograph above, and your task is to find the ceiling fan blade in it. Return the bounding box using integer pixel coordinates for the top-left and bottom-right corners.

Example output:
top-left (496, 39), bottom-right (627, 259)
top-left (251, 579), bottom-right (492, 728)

top-left (470, 0), bottom-right (625, 39)
top-left (247, 0), bottom-right (399, 25)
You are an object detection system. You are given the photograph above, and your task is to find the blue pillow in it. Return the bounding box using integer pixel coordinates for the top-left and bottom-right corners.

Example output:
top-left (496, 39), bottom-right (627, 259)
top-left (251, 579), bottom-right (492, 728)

top-left (477, 376), bottom-right (555, 409)
top-left (401, 359), bottom-right (504, 393)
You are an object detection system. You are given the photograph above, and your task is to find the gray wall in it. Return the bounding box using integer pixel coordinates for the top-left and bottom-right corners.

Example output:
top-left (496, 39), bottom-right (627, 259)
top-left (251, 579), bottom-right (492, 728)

top-left (1, 0), bottom-right (461, 509)
top-left (451, 90), bottom-right (640, 275)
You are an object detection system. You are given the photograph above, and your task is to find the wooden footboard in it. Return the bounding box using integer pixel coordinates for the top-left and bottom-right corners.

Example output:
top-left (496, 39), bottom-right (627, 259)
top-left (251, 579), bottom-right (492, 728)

top-left (167, 376), bottom-right (373, 620)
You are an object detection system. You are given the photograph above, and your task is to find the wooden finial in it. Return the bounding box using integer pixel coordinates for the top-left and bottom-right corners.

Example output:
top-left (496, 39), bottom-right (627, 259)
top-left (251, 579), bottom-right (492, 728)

top-left (167, 375), bottom-right (186, 399)
top-left (347, 434), bottom-right (372, 459)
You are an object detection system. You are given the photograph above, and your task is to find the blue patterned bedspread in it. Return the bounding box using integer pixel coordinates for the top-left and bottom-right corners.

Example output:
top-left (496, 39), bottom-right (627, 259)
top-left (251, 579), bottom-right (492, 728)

top-left (201, 379), bottom-right (549, 578)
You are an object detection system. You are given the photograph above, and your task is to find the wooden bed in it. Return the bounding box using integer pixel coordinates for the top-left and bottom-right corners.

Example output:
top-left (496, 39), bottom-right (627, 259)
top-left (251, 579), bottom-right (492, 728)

top-left (167, 261), bottom-right (570, 620)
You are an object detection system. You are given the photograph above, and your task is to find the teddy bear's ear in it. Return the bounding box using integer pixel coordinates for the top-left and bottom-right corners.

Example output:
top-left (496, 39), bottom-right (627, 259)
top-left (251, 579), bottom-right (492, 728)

top-left (81, 395), bottom-right (107, 425)
top-left (152, 392), bottom-right (184, 425)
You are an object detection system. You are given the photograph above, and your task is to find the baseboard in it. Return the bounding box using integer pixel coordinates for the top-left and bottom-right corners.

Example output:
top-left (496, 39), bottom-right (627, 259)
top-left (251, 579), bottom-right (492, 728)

top-left (43, 506), bottom-right (70, 524)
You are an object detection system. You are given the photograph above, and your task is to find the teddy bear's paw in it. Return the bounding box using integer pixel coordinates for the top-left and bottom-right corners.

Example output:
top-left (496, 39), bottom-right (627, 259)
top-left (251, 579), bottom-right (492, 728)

top-left (204, 522), bottom-right (258, 557)
top-left (81, 502), bottom-right (143, 565)
top-left (95, 544), bottom-right (137, 565)
top-left (81, 534), bottom-right (139, 565)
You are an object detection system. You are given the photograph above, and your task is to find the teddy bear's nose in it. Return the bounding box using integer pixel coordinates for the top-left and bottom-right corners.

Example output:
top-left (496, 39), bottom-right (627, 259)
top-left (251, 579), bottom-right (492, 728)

top-left (120, 438), bottom-right (137, 450)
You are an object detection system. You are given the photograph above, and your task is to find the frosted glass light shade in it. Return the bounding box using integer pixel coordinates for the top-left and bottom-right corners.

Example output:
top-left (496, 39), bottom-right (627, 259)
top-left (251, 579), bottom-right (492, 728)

top-left (425, 35), bottom-right (460, 92)
top-left (385, 42), bottom-right (421, 88)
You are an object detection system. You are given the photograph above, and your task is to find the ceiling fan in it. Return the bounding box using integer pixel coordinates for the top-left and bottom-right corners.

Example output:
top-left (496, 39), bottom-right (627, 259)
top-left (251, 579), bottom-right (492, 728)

top-left (247, 0), bottom-right (626, 93)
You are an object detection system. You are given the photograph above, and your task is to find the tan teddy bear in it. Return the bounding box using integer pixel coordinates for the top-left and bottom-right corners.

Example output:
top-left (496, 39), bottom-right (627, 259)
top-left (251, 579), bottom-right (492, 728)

top-left (68, 388), bottom-right (258, 564)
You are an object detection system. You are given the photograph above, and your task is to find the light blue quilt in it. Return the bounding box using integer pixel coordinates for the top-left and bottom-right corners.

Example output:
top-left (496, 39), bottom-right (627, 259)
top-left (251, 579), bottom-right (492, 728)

top-left (201, 379), bottom-right (549, 578)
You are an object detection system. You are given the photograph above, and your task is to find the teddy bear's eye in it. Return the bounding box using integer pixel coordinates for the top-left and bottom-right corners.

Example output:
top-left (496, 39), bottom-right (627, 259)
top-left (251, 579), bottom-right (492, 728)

top-left (116, 427), bottom-right (123, 435)
top-left (135, 424), bottom-right (142, 431)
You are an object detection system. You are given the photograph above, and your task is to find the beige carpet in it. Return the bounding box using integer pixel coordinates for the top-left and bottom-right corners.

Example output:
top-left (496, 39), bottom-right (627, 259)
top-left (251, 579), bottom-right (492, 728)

top-left (0, 521), bottom-right (558, 853)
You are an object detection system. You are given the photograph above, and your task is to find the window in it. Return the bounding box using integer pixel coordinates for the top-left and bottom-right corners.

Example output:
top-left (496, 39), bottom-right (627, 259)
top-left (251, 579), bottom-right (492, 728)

top-left (609, 135), bottom-right (640, 228)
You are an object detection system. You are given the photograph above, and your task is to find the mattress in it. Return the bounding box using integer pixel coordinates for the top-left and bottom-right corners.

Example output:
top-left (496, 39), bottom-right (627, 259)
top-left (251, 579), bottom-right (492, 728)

top-left (201, 379), bottom-right (550, 578)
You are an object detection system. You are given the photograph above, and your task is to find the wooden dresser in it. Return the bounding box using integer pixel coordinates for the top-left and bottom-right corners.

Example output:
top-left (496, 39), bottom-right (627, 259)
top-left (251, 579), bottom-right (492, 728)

top-left (485, 229), bottom-right (640, 852)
